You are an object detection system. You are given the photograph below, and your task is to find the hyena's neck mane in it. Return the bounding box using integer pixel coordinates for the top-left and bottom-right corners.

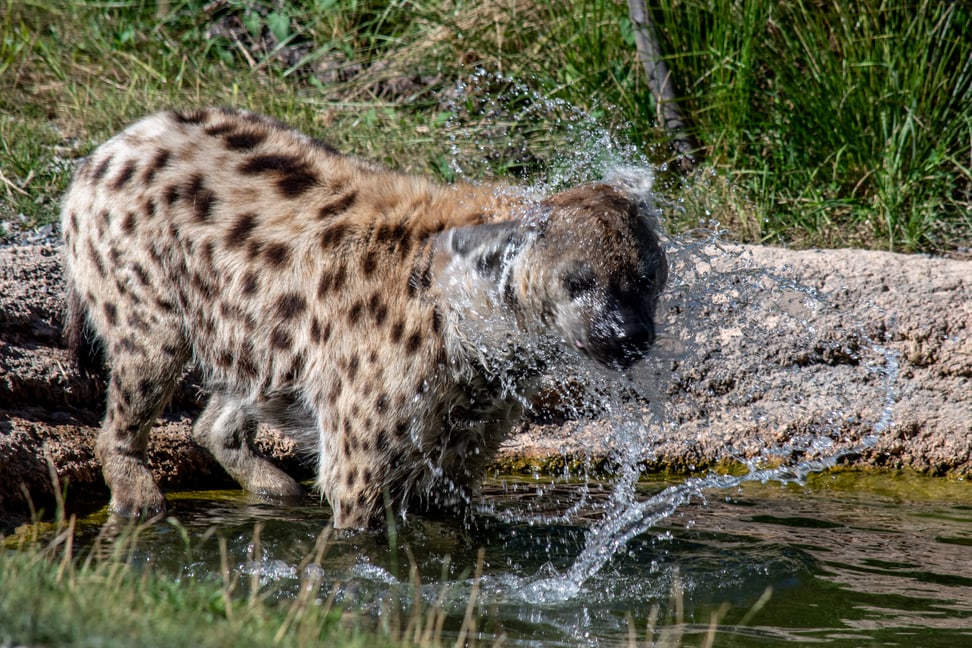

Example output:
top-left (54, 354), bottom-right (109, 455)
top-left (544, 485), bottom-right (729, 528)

top-left (430, 216), bottom-right (559, 391)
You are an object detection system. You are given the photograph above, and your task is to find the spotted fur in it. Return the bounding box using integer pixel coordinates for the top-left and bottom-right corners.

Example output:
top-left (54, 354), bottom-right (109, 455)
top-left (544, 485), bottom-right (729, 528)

top-left (61, 107), bottom-right (667, 528)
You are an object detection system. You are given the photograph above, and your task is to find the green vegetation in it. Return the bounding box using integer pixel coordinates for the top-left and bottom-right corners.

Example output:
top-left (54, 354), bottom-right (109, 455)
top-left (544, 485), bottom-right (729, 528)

top-left (1, 517), bottom-right (465, 648)
top-left (1, 0), bottom-right (969, 250)
top-left (2, 522), bottom-right (359, 647)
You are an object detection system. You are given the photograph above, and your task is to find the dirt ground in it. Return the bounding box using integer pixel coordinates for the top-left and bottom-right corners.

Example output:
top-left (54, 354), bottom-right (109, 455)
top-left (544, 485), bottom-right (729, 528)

top-left (1, 241), bottom-right (970, 522)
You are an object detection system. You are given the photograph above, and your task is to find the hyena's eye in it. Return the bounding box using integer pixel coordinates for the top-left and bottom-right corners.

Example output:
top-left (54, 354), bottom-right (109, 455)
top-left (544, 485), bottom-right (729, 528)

top-left (562, 264), bottom-right (598, 299)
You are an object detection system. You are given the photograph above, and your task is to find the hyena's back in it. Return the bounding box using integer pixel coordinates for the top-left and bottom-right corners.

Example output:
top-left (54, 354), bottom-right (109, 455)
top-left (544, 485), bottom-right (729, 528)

top-left (61, 107), bottom-right (498, 521)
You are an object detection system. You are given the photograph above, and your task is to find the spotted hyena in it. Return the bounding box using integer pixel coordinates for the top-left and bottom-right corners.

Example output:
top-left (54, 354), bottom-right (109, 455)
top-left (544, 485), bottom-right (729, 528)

top-left (61, 107), bottom-right (667, 528)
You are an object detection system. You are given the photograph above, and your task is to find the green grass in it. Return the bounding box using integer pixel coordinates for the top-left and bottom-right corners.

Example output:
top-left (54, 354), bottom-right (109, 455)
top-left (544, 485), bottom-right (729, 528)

top-left (1, 516), bottom-right (474, 648)
top-left (1, 0), bottom-right (969, 251)
top-left (1, 521), bottom-right (365, 647)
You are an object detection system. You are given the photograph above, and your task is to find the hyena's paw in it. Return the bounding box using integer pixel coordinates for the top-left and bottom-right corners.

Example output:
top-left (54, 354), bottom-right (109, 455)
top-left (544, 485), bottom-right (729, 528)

top-left (103, 457), bottom-right (167, 519)
top-left (241, 460), bottom-right (306, 505)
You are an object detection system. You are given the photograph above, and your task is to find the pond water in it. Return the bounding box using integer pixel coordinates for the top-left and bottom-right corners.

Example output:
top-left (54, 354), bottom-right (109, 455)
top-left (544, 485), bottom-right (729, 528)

top-left (71, 472), bottom-right (972, 647)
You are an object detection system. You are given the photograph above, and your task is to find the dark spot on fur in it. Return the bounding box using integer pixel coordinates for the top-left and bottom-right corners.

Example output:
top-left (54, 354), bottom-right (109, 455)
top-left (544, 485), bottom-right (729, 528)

top-left (237, 344), bottom-right (259, 379)
top-left (132, 263), bottom-right (150, 286)
top-left (201, 240), bottom-right (216, 268)
top-left (171, 109), bottom-right (209, 124)
top-left (142, 149), bottom-right (171, 185)
top-left (346, 468), bottom-right (358, 488)
top-left (407, 241), bottom-right (434, 296)
top-left (347, 301), bottom-right (363, 326)
top-left (321, 321), bottom-right (332, 343)
top-left (112, 159), bottom-right (137, 189)
top-left (319, 223), bottom-right (348, 248)
top-left (276, 293), bottom-right (307, 320)
top-left (156, 298), bottom-right (177, 312)
top-left (329, 378), bottom-right (342, 405)
top-left (217, 350), bottom-right (233, 369)
top-left (368, 293), bottom-right (387, 325)
top-left (103, 302), bottom-right (118, 326)
top-left (317, 265), bottom-right (347, 298)
top-left (121, 212), bottom-right (136, 234)
top-left (86, 240), bottom-right (106, 278)
top-left (375, 393), bottom-right (389, 414)
top-left (226, 212), bottom-right (258, 248)
top-left (431, 307), bottom-right (443, 334)
top-left (184, 174), bottom-right (216, 221)
top-left (309, 317), bottom-right (322, 343)
top-left (163, 184), bottom-right (180, 206)
top-left (224, 130), bottom-right (267, 150)
top-left (91, 156), bottom-right (112, 181)
top-left (204, 122), bottom-right (236, 137)
top-left (263, 242), bottom-right (291, 267)
top-left (317, 191), bottom-right (357, 219)
top-left (346, 354), bottom-right (359, 380)
top-left (241, 271), bottom-right (259, 295)
top-left (270, 328), bottom-right (292, 350)
top-left (390, 318), bottom-right (404, 344)
top-left (376, 428), bottom-right (388, 450)
top-left (284, 355), bottom-right (304, 382)
top-left (361, 250), bottom-right (377, 276)
top-left (405, 331), bottom-right (422, 354)
top-left (146, 198), bottom-right (159, 219)
top-left (245, 239), bottom-right (261, 260)
top-left (394, 420), bottom-right (409, 439)
top-left (219, 302), bottom-right (244, 320)
top-left (191, 272), bottom-right (215, 299)
top-left (238, 154), bottom-right (318, 197)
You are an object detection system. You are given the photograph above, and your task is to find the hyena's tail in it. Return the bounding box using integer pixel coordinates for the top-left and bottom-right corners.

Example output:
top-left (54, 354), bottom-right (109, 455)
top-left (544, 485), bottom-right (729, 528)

top-left (64, 283), bottom-right (105, 377)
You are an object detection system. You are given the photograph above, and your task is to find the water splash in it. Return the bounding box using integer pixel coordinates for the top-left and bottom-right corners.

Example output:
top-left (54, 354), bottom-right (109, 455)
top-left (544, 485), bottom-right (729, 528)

top-left (518, 234), bottom-right (901, 602)
top-left (434, 71), bottom-right (904, 603)
top-left (438, 69), bottom-right (653, 189)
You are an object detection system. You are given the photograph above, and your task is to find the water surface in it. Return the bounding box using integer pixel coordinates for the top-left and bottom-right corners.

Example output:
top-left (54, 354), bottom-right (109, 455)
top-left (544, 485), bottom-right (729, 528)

top-left (74, 472), bottom-right (972, 647)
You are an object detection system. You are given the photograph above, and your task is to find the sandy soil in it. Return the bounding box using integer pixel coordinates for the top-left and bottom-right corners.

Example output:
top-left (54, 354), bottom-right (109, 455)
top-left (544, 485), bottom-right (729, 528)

top-left (1, 241), bottom-right (969, 521)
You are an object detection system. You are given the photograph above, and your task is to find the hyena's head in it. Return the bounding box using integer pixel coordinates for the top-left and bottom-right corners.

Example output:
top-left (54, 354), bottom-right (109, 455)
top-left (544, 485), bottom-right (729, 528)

top-left (523, 178), bottom-right (668, 369)
top-left (441, 172), bottom-right (667, 370)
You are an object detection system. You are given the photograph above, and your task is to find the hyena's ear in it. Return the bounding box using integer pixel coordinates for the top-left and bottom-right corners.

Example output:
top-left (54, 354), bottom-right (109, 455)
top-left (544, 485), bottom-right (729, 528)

top-left (602, 166), bottom-right (660, 228)
top-left (445, 220), bottom-right (524, 280)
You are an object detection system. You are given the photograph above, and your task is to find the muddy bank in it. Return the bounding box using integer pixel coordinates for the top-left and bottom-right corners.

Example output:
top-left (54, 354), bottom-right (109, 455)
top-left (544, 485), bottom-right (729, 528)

top-left (1, 242), bottom-right (970, 520)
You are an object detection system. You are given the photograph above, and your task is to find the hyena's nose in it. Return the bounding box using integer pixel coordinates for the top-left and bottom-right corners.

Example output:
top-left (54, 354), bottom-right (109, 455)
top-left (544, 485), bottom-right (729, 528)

top-left (589, 314), bottom-right (656, 370)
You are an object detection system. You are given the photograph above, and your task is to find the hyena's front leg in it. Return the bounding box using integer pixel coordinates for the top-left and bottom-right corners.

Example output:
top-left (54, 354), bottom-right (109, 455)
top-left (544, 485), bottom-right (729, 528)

top-left (314, 413), bottom-right (388, 529)
top-left (97, 328), bottom-right (189, 519)
top-left (192, 391), bottom-right (305, 502)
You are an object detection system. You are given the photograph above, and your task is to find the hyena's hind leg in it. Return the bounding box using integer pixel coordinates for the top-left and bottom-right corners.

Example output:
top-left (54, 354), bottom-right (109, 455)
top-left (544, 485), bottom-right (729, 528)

top-left (192, 392), bottom-right (305, 502)
top-left (96, 322), bottom-right (190, 519)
